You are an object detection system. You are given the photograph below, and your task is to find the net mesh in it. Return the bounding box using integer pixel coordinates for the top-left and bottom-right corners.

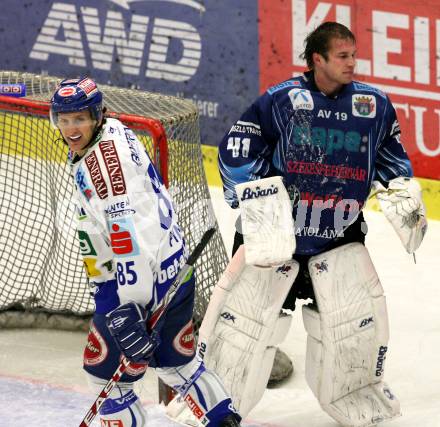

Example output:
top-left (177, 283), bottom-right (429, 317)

top-left (0, 71), bottom-right (228, 328)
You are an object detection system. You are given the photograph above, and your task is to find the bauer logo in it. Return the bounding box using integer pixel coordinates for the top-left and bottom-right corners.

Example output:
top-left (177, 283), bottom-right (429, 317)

top-left (240, 185), bottom-right (278, 201)
top-left (0, 83), bottom-right (26, 97)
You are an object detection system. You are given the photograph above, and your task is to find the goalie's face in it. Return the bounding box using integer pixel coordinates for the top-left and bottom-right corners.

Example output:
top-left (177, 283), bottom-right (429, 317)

top-left (57, 110), bottom-right (97, 155)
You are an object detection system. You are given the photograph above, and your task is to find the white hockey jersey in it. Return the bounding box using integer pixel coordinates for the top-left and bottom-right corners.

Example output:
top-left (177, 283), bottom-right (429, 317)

top-left (71, 118), bottom-right (186, 311)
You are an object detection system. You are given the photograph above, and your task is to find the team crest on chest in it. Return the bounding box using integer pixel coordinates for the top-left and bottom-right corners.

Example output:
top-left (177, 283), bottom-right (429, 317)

top-left (288, 88), bottom-right (314, 110)
top-left (352, 94), bottom-right (376, 118)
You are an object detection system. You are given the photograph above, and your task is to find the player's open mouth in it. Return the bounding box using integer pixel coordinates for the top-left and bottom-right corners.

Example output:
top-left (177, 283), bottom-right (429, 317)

top-left (69, 135), bottom-right (82, 142)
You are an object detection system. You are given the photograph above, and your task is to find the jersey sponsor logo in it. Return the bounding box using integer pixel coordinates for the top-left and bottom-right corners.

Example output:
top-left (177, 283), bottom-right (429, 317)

top-left (228, 121), bottom-right (261, 137)
top-left (78, 230), bottom-right (97, 256)
top-left (172, 319), bottom-right (195, 357)
top-left (375, 345), bottom-right (388, 376)
top-left (109, 218), bottom-right (140, 257)
top-left (240, 184), bottom-right (279, 201)
top-left (85, 151), bottom-right (108, 199)
top-left (295, 226), bottom-right (341, 239)
top-left (297, 191), bottom-right (364, 212)
top-left (267, 79), bottom-right (302, 94)
top-left (288, 88), bottom-right (314, 110)
top-left (184, 394), bottom-right (204, 419)
top-left (153, 251), bottom-right (186, 285)
top-left (76, 206), bottom-right (87, 220)
top-left (292, 127), bottom-right (363, 155)
top-left (75, 167), bottom-right (94, 200)
top-left (83, 322), bottom-right (108, 366)
top-left (352, 95), bottom-right (376, 118)
top-left (105, 197), bottom-right (136, 219)
top-left (124, 128), bottom-right (143, 166)
top-left (287, 161), bottom-right (367, 182)
top-left (99, 140), bottom-right (127, 196)
top-left (83, 258), bottom-right (103, 277)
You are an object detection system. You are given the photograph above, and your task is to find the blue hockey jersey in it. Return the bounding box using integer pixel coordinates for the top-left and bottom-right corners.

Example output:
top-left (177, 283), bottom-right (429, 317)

top-left (219, 71), bottom-right (413, 255)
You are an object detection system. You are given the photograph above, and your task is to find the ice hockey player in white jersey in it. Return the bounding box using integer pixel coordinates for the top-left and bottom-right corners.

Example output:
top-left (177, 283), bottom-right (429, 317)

top-left (50, 77), bottom-right (241, 427)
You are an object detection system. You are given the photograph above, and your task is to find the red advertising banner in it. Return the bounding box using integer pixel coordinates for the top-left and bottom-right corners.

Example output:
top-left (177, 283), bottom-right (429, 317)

top-left (259, 0), bottom-right (440, 180)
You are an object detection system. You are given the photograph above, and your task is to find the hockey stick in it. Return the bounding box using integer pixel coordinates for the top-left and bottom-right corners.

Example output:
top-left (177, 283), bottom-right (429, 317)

top-left (79, 227), bottom-right (216, 427)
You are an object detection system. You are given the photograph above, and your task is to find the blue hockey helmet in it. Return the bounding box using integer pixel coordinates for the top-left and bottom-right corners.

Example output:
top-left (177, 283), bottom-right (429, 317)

top-left (50, 77), bottom-right (103, 127)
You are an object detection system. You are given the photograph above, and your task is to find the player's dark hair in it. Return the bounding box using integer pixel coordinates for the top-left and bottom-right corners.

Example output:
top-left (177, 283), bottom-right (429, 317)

top-left (301, 22), bottom-right (356, 70)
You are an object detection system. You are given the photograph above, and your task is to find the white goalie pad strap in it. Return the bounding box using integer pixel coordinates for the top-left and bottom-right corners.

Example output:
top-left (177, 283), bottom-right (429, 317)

top-left (304, 243), bottom-right (400, 426)
top-left (235, 176), bottom-right (295, 265)
top-left (197, 245), bottom-right (299, 417)
top-left (374, 177), bottom-right (427, 253)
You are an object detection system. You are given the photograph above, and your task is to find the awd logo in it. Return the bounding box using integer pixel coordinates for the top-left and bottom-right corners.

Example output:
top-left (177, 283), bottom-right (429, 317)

top-left (30, 1), bottom-right (204, 82)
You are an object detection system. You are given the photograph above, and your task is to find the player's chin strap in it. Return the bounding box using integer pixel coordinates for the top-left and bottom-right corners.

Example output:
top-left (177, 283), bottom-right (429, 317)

top-left (371, 177), bottom-right (427, 255)
top-left (304, 243), bottom-right (401, 427)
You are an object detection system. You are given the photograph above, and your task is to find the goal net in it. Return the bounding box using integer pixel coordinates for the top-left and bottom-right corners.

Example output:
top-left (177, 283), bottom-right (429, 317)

top-left (0, 71), bottom-right (229, 330)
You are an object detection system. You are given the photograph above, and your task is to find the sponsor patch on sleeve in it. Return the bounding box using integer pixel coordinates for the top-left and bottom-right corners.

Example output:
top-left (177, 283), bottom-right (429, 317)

top-left (267, 79), bottom-right (302, 95)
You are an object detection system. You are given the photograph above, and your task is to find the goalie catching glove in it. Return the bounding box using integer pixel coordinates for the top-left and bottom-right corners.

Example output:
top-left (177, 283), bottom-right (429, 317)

top-left (106, 302), bottom-right (160, 363)
top-left (373, 177), bottom-right (427, 254)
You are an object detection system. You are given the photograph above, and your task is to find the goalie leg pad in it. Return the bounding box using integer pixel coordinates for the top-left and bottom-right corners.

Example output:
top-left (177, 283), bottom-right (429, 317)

top-left (304, 243), bottom-right (400, 426)
top-left (196, 245), bottom-right (299, 417)
top-left (86, 373), bottom-right (147, 426)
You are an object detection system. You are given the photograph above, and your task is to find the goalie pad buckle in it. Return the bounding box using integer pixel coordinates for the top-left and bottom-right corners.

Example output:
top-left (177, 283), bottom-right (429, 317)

top-left (303, 243), bottom-right (401, 426)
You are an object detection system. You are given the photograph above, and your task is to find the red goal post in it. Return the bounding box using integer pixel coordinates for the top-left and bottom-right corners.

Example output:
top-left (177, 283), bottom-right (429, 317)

top-left (0, 71), bottom-right (228, 331)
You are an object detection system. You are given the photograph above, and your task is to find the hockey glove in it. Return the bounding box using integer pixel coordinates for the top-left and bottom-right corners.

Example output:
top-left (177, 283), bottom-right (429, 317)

top-left (106, 302), bottom-right (160, 363)
top-left (373, 177), bottom-right (427, 253)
